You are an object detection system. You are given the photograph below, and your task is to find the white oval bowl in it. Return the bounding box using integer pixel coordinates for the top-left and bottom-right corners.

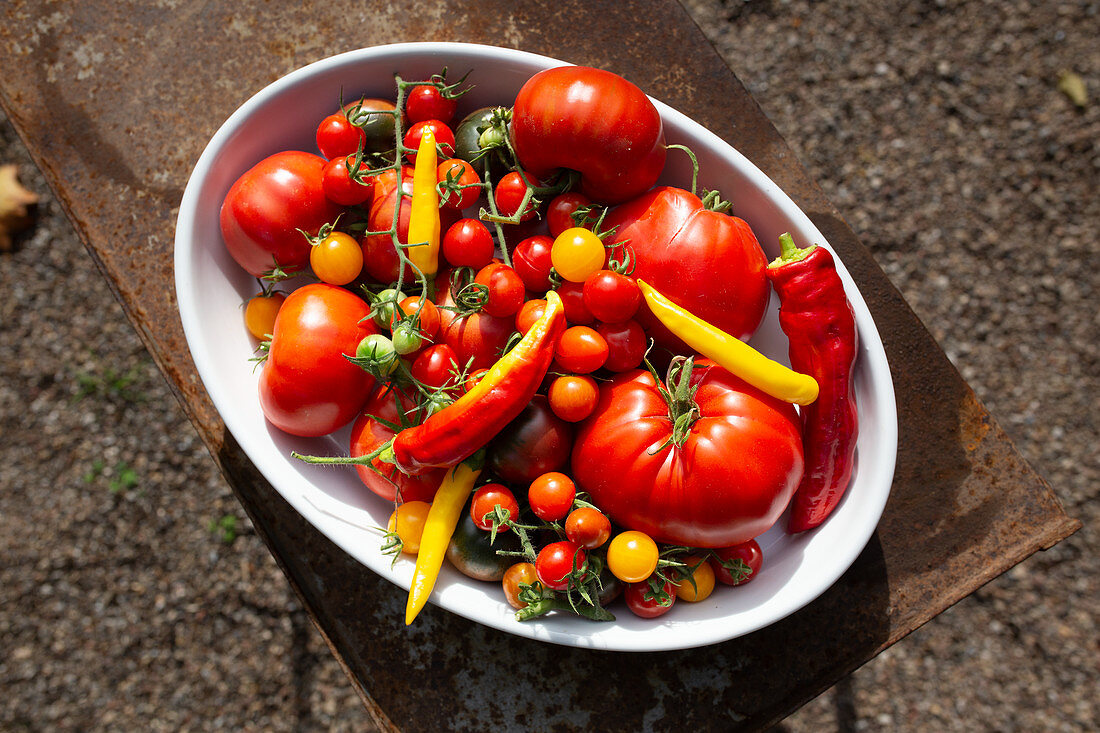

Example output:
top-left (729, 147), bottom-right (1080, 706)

top-left (174, 42), bottom-right (897, 652)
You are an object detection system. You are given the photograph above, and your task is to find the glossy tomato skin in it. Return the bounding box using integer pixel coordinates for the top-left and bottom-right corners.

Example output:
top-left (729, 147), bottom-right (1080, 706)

top-left (258, 284), bottom-right (378, 437)
top-left (571, 361), bottom-right (804, 548)
top-left (362, 167), bottom-right (457, 284)
top-left (487, 395), bottom-right (573, 485)
top-left (220, 151), bottom-right (342, 277)
top-left (349, 385), bottom-right (444, 503)
top-left (603, 186), bottom-right (770, 347)
top-left (511, 66), bottom-right (666, 205)
top-left (433, 270), bottom-right (515, 371)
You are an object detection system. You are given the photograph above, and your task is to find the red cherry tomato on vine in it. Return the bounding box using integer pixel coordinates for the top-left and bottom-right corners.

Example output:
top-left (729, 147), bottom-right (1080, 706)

top-left (310, 231), bottom-right (364, 286)
top-left (441, 218), bottom-right (495, 269)
top-left (512, 235), bottom-right (554, 292)
top-left (470, 484), bottom-right (520, 532)
top-left (554, 326), bottom-right (608, 374)
top-left (528, 471), bottom-right (576, 522)
top-left (409, 343), bottom-right (460, 392)
top-left (474, 263), bottom-right (525, 318)
top-left (404, 119), bottom-right (455, 164)
top-left (535, 541), bottom-right (586, 592)
top-left (582, 270), bottom-right (641, 323)
top-left (596, 319), bottom-right (647, 372)
top-left (494, 171), bottom-right (540, 222)
top-left (547, 375), bottom-right (600, 423)
top-left (316, 112), bottom-right (365, 160)
top-left (405, 84), bottom-right (457, 125)
top-left (710, 539), bottom-right (764, 586)
top-left (564, 507), bottom-right (611, 549)
top-left (321, 155), bottom-right (373, 206)
top-left (547, 192), bottom-right (594, 238)
top-left (392, 295), bottom-right (440, 342)
top-left (437, 158), bottom-right (481, 211)
top-left (502, 562), bottom-right (539, 609)
top-left (624, 579), bottom-right (676, 619)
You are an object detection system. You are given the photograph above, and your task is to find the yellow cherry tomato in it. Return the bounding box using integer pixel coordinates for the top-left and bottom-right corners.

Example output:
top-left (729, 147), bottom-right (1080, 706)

top-left (551, 227), bottom-right (605, 282)
top-left (606, 530), bottom-right (659, 583)
top-left (387, 500), bottom-right (431, 555)
top-left (243, 291), bottom-right (286, 340)
top-left (310, 231), bottom-right (364, 285)
top-left (673, 555), bottom-right (716, 602)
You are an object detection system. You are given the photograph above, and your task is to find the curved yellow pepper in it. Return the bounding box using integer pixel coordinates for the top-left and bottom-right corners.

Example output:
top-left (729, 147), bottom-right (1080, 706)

top-left (406, 127), bottom-right (441, 279)
top-left (638, 280), bottom-right (819, 406)
top-left (405, 460), bottom-right (482, 625)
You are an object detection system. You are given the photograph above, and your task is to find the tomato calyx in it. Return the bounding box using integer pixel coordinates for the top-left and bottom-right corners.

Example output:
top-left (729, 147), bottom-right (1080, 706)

top-left (649, 355), bottom-right (703, 451)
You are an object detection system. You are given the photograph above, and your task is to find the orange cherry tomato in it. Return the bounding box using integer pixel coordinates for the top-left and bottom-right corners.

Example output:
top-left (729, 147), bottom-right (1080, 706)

top-left (554, 326), bottom-right (608, 373)
top-left (551, 227), bottom-right (606, 282)
top-left (673, 555), bottom-right (716, 602)
top-left (387, 500), bottom-right (431, 555)
top-left (310, 230), bottom-right (363, 285)
top-left (547, 375), bottom-right (600, 422)
top-left (243, 291), bottom-right (286, 340)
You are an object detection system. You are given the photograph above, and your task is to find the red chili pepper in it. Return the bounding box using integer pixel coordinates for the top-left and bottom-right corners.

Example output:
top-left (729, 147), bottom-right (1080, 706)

top-left (387, 290), bottom-right (566, 475)
top-left (766, 233), bottom-right (859, 532)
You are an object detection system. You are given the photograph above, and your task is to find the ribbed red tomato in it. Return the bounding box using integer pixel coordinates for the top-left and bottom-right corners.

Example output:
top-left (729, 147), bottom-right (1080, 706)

top-left (510, 66), bottom-right (666, 205)
top-left (603, 186), bottom-right (769, 349)
top-left (571, 360), bottom-right (804, 548)
top-left (220, 151), bottom-right (342, 277)
top-left (258, 284), bottom-right (377, 437)
top-left (349, 385), bottom-right (444, 503)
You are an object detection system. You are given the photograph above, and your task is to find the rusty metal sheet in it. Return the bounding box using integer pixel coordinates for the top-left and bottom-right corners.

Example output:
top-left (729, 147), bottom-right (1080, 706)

top-left (0, 0), bottom-right (1079, 730)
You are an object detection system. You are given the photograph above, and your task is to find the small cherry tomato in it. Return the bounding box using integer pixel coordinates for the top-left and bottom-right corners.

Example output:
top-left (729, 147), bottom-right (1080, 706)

top-left (321, 155), bottom-right (373, 206)
top-left (437, 158), bottom-right (481, 211)
top-left (554, 326), bottom-right (608, 374)
top-left (371, 288), bottom-right (405, 328)
top-left (711, 539), bottom-right (763, 586)
top-left (494, 171), bottom-right (540, 221)
top-left (462, 367), bottom-right (490, 394)
top-left (547, 375), bottom-right (600, 422)
top-left (547, 192), bottom-right (594, 238)
top-left (387, 500), bottom-right (431, 555)
top-left (390, 322), bottom-right (424, 355)
top-left (582, 270), bottom-right (641, 323)
top-left (355, 333), bottom-right (399, 376)
top-left (556, 281), bottom-right (594, 325)
top-left (475, 263), bottom-right (525, 318)
top-left (502, 562), bottom-right (540, 609)
top-left (512, 234), bottom-right (555, 292)
top-left (470, 483), bottom-right (520, 532)
top-left (316, 112), bottom-right (364, 160)
top-left (393, 295), bottom-right (441, 341)
top-left (404, 119), bottom-right (455, 164)
top-left (673, 556), bottom-right (716, 602)
top-left (535, 540), bottom-right (586, 592)
top-left (410, 343), bottom-right (460, 392)
top-left (405, 84), bottom-right (457, 125)
top-left (564, 507), bottom-right (611, 549)
top-left (442, 218), bottom-right (495, 269)
top-left (607, 530), bottom-right (659, 583)
top-left (341, 98), bottom-right (400, 155)
top-left (515, 299), bottom-right (547, 336)
top-left (310, 230), bottom-right (364, 285)
top-left (596, 319), bottom-right (647, 372)
top-left (528, 471), bottom-right (576, 522)
top-left (244, 291), bottom-right (286, 340)
top-left (624, 578), bottom-right (676, 619)
top-left (551, 227), bottom-right (606, 282)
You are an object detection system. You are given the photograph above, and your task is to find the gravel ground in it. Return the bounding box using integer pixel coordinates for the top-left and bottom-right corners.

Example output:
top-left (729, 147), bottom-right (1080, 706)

top-left (2, 0), bottom-right (1097, 730)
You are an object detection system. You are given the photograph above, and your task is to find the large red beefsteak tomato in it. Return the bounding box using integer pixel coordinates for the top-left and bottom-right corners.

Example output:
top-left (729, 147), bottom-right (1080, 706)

top-left (220, 151), bottom-right (342, 277)
top-left (259, 284), bottom-right (378, 437)
top-left (603, 186), bottom-right (770, 350)
top-left (510, 66), bottom-right (666, 205)
top-left (571, 359), bottom-right (804, 548)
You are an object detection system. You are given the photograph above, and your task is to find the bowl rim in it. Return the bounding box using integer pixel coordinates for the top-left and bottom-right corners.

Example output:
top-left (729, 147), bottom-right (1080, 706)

top-left (174, 41), bottom-right (898, 652)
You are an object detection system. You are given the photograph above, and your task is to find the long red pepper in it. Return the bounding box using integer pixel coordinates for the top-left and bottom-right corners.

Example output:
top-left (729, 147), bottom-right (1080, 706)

top-left (766, 233), bottom-right (859, 532)
top-left (385, 290), bottom-right (566, 475)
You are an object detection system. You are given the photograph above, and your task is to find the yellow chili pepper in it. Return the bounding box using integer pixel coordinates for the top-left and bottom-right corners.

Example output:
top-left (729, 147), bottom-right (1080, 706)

top-left (637, 279), bottom-right (819, 406)
top-left (405, 459), bottom-right (482, 625)
top-left (406, 127), bottom-right (441, 279)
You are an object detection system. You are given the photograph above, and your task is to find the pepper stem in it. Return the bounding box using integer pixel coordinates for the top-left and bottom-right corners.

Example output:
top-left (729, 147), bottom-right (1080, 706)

top-left (770, 231), bottom-right (818, 267)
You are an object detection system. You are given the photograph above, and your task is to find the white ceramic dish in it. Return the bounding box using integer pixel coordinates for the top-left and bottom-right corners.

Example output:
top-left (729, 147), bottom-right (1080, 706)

top-left (174, 42), bottom-right (897, 651)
